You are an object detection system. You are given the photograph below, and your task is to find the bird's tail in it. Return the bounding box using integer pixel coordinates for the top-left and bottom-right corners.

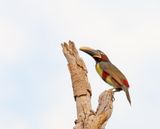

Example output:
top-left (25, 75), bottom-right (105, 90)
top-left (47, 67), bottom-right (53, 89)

top-left (122, 86), bottom-right (131, 105)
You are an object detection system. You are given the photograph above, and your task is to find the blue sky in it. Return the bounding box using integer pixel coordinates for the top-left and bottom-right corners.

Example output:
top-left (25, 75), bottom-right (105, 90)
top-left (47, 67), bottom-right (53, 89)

top-left (0, 0), bottom-right (160, 129)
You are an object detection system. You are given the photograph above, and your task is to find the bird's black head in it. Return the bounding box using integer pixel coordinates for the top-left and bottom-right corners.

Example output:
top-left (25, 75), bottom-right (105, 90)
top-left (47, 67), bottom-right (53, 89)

top-left (79, 47), bottom-right (110, 62)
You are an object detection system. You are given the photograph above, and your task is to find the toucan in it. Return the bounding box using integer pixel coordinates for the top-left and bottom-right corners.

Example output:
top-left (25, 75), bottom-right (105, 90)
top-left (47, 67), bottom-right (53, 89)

top-left (80, 47), bottom-right (131, 105)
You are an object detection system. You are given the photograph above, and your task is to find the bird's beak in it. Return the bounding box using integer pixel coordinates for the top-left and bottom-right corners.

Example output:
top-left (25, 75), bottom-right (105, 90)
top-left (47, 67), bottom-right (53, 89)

top-left (79, 47), bottom-right (101, 58)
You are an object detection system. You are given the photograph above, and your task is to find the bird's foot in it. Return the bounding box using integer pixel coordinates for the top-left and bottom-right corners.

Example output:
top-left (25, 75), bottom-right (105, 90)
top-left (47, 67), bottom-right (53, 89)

top-left (112, 95), bottom-right (115, 101)
top-left (110, 88), bottom-right (122, 101)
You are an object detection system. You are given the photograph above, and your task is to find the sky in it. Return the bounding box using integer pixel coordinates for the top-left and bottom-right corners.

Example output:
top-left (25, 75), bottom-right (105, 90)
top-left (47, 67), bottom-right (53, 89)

top-left (0, 0), bottom-right (160, 129)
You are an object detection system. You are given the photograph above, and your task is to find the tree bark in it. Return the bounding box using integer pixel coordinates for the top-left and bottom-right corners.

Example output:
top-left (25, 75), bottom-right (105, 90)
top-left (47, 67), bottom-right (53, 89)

top-left (61, 41), bottom-right (114, 129)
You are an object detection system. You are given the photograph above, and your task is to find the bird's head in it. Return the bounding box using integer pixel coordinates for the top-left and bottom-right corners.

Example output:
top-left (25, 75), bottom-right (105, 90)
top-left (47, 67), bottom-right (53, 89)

top-left (80, 47), bottom-right (110, 62)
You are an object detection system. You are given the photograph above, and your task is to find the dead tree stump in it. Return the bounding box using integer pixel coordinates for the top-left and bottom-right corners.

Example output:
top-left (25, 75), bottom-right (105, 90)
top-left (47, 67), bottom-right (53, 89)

top-left (61, 41), bottom-right (113, 129)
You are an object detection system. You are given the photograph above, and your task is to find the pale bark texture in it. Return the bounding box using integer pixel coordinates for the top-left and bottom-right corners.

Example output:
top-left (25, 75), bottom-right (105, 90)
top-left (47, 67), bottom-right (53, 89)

top-left (61, 41), bottom-right (114, 129)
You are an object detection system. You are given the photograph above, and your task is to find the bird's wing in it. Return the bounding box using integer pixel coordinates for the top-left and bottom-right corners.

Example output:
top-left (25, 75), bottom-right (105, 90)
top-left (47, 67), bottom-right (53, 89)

top-left (99, 61), bottom-right (129, 87)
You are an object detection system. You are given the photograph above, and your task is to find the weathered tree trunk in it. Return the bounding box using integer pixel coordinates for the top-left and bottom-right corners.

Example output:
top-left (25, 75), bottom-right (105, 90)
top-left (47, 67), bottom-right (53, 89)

top-left (61, 41), bottom-right (113, 129)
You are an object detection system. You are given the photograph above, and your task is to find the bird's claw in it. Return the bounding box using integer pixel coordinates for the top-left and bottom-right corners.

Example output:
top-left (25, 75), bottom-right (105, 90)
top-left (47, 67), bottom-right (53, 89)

top-left (112, 95), bottom-right (115, 101)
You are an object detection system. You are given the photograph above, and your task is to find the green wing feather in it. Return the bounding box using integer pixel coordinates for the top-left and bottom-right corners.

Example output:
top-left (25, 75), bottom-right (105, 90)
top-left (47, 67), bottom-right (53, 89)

top-left (99, 61), bottom-right (131, 105)
top-left (99, 61), bottom-right (127, 86)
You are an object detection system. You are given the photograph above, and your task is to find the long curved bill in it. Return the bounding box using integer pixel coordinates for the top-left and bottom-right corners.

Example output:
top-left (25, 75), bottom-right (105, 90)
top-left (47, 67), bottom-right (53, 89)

top-left (79, 47), bottom-right (101, 58)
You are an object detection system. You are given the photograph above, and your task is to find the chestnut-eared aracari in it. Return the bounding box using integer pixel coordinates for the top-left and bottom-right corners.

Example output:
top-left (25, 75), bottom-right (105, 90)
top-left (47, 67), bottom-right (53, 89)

top-left (80, 47), bottom-right (131, 105)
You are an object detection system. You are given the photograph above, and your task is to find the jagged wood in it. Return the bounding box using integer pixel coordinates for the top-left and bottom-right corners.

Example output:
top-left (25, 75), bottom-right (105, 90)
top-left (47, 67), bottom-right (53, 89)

top-left (61, 41), bottom-right (114, 129)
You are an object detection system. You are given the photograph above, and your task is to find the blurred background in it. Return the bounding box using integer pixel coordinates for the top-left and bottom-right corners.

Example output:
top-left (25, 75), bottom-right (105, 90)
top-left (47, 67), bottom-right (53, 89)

top-left (0, 0), bottom-right (160, 129)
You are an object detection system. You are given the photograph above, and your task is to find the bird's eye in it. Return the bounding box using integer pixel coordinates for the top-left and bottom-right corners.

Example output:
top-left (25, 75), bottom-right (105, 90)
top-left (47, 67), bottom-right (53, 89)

top-left (100, 52), bottom-right (104, 55)
top-left (98, 50), bottom-right (104, 55)
top-left (97, 50), bottom-right (103, 54)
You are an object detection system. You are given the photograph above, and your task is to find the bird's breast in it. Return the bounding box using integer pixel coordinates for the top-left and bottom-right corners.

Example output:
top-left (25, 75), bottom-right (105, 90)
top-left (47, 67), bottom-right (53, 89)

top-left (96, 63), bottom-right (110, 81)
top-left (95, 63), bottom-right (103, 77)
top-left (95, 63), bottom-right (114, 86)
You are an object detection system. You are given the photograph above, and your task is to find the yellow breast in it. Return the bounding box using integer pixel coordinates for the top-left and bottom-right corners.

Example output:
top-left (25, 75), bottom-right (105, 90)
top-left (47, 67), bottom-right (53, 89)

top-left (95, 63), bottom-right (103, 77)
top-left (95, 63), bottom-right (114, 87)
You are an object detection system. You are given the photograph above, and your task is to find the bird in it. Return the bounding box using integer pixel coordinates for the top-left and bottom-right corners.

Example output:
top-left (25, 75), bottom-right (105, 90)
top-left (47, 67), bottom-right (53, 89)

top-left (79, 47), bottom-right (131, 105)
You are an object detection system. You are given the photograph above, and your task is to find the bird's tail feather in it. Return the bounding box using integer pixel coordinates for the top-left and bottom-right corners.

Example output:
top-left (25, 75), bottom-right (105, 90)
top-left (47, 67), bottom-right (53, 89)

top-left (122, 86), bottom-right (131, 105)
top-left (125, 89), bottom-right (131, 105)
